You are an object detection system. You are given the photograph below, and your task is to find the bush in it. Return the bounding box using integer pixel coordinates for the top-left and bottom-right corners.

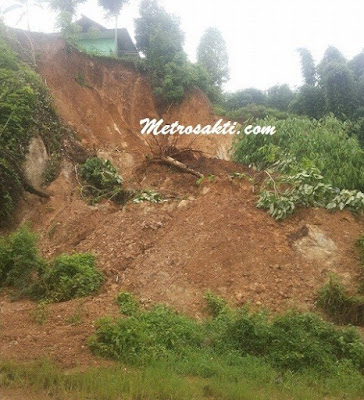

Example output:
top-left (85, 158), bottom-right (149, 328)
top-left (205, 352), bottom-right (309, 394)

top-left (90, 303), bottom-right (204, 364)
top-left (256, 167), bottom-right (364, 220)
top-left (268, 311), bottom-right (364, 372)
top-left (78, 157), bottom-right (127, 204)
top-left (90, 293), bottom-right (364, 374)
top-left (0, 225), bottom-right (44, 290)
top-left (116, 291), bottom-right (140, 316)
top-left (39, 253), bottom-right (103, 302)
top-left (0, 226), bottom-right (104, 301)
top-left (232, 116), bottom-right (364, 191)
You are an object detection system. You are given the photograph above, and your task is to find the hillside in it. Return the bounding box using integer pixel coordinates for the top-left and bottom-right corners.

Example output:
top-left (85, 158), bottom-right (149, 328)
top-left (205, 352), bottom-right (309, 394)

top-left (0, 31), bottom-right (363, 372)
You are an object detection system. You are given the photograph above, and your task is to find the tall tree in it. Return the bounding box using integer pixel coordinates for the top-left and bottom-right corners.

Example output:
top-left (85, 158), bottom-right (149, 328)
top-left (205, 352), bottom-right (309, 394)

top-left (267, 84), bottom-right (294, 111)
top-left (348, 50), bottom-right (364, 80)
top-left (197, 27), bottom-right (229, 88)
top-left (317, 46), bottom-right (346, 77)
top-left (297, 48), bottom-right (316, 86)
top-left (135, 0), bottom-right (189, 103)
top-left (225, 88), bottom-right (266, 110)
top-left (4, 0), bottom-right (43, 31)
top-left (321, 62), bottom-right (357, 118)
top-left (135, 0), bottom-right (184, 60)
top-left (98, 0), bottom-right (129, 55)
top-left (47, 0), bottom-right (86, 36)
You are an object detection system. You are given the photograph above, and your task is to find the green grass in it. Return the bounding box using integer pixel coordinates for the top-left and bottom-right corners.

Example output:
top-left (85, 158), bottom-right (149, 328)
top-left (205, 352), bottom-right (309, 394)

top-left (0, 358), bottom-right (363, 400)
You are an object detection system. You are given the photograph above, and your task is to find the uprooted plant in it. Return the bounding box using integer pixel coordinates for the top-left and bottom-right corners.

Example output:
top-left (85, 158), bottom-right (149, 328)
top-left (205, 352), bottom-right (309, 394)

top-left (145, 133), bottom-right (204, 178)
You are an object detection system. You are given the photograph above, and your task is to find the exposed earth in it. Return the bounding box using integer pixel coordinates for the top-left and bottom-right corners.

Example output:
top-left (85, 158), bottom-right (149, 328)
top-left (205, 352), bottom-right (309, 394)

top-left (0, 32), bottom-right (363, 370)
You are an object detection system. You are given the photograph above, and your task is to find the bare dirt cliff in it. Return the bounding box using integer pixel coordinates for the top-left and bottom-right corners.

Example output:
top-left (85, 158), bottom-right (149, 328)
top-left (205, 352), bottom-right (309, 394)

top-left (0, 32), bottom-right (363, 367)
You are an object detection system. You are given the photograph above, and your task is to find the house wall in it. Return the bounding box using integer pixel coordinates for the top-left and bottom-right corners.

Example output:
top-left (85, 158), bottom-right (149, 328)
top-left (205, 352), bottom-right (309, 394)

top-left (77, 38), bottom-right (115, 55)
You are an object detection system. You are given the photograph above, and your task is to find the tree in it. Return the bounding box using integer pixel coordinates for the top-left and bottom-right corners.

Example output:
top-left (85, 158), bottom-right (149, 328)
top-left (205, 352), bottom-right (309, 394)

top-left (348, 50), bottom-right (364, 80)
top-left (317, 46), bottom-right (346, 77)
top-left (289, 85), bottom-right (325, 119)
top-left (197, 27), bottom-right (229, 89)
top-left (98, 0), bottom-right (129, 55)
top-left (297, 48), bottom-right (316, 86)
top-left (267, 84), bottom-right (295, 111)
top-left (135, 0), bottom-right (190, 104)
top-left (321, 62), bottom-right (357, 118)
top-left (4, 0), bottom-right (43, 31)
top-left (47, 0), bottom-right (86, 38)
top-left (135, 0), bottom-right (184, 60)
top-left (225, 88), bottom-right (267, 110)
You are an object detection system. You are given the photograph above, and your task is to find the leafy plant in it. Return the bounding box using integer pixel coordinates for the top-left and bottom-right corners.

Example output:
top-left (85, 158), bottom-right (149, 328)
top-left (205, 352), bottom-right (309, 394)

top-left (232, 116), bottom-right (364, 191)
top-left (90, 293), bottom-right (364, 374)
top-left (39, 253), bottom-right (103, 302)
top-left (0, 225), bottom-right (44, 290)
top-left (116, 291), bottom-right (139, 315)
top-left (78, 157), bottom-right (128, 204)
top-left (89, 304), bottom-right (204, 364)
top-left (132, 189), bottom-right (165, 204)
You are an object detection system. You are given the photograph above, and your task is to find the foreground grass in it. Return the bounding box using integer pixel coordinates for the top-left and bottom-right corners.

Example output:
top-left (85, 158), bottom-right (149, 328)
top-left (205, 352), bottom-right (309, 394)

top-left (0, 357), bottom-right (363, 400)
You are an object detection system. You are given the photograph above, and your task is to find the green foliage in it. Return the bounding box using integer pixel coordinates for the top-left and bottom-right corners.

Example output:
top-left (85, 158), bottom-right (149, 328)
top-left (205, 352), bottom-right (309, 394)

top-left (40, 253), bottom-right (103, 302)
top-left (233, 115), bottom-right (364, 219)
top-left (0, 225), bottom-right (44, 290)
top-left (89, 305), bottom-right (204, 364)
top-left (197, 27), bottom-right (229, 100)
top-left (297, 48), bottom-right (317, 86)
top-left (316, 277), bottom-right (364, 326)
top-left (266, 84), bottom-right (295, 111)
top-left (225, 88), bottom-right (267, 110)
top-left (98, 0), bottom-right (128, 17)
top-left (78, 157), bottom-right (127, 204)
top-left (326, 190), bottom-right (364, 212)
top-left (224, 104), bottom-right (293, 123)
top-left (90, 294), bottom-right (364, 375)
top-left (135, 0), bottom-right (210, 105)
top-left (204, 291), bottom-right (228, 317)
top-left (0, 226), bottom-right (103, 301)
top-left (116, 291), bottom-right (139, 315)
top-left (257, 168), bottom-right (364, 220)
top-left (0, 24), bottom-right (65, 225)
top-left (320, 62), bottom-right (357, 118)
top-left (289, 84), bottom-right (326, 119)
top-left (132, 189), bottom-right (165, 204)
top-left (233, 116), bottom-right (364, 191)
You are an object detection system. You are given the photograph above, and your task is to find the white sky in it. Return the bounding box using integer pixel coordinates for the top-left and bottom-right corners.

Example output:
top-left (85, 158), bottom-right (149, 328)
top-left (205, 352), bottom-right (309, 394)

top-left (1, 0), bottom-right (364, 92)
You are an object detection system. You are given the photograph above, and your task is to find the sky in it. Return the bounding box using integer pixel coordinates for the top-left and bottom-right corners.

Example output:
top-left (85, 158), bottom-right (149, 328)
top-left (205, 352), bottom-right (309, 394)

top-left (1, 0), bottom-right (364, 92)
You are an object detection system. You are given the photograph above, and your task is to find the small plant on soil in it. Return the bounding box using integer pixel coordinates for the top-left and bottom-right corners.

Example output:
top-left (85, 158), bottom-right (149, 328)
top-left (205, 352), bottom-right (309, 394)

top-left (89, 293), bottom-right (364, 374)
top-left (78, 157), bottom-right (129, 204)
top-left (116, 291), bottom-right (140, 316)
top-left (132, 189), bottom-right (165, 204)
top-left (0, 226), bottom-right (104, 302)
top-left (0, 225), bottom-right (45, 291)
top-left (39, 253), bottom-right (103, 302)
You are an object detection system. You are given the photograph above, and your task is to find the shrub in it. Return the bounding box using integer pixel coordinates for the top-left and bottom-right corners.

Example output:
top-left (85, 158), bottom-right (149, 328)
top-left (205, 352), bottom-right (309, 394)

top-left (0, 225), bottom-right (44, 290)
top-left (116, 291), bottom-right (139, 316)
top-left (232, 116), bottom-right (364, 191)
top-left (39, 253), bottom-right (103, 302)
top-left (78, 157), bottom-right (127, 204)
top-left (89, 304), bottom-right (204, 364)
top-left (90, 293), bottom-right (364, 374)
top-left (316, 277), bottom-right (364, 326)
top-left (268, 311), bottom-right (364, 372)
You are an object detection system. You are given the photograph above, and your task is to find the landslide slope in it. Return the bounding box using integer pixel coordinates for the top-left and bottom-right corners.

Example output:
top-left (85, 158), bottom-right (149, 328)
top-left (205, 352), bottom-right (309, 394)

top-left (0, 32), bottom-right (363, 367)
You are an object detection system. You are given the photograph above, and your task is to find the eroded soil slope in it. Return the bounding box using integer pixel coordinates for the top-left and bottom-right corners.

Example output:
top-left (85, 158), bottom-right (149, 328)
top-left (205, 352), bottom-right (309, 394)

top-left (0, 32), bottom-right (363, 367)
